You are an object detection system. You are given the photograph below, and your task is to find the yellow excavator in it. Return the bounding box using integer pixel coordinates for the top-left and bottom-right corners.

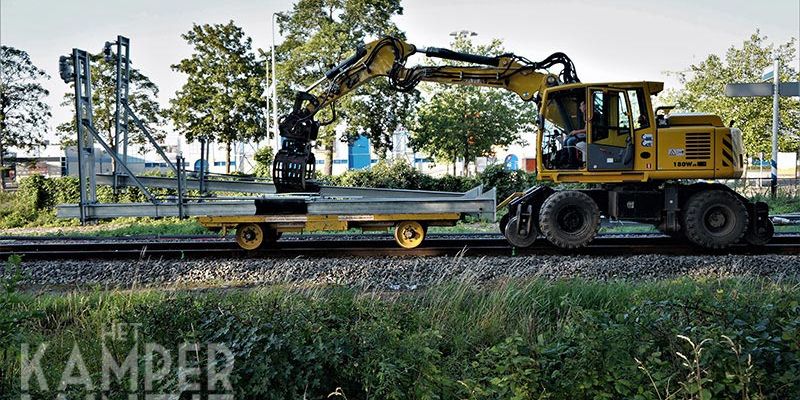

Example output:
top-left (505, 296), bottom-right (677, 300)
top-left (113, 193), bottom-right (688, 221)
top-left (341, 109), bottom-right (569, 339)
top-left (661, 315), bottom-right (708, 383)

top-left (273, 36), bottom-right (773, 249)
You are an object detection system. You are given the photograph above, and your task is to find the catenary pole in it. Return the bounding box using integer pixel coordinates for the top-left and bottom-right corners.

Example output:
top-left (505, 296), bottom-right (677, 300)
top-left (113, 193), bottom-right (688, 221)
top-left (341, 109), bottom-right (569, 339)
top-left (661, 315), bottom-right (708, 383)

top-left (771, 56), bottom-right (780, 198)
top-left (272, 13), bottom-right (279, 152)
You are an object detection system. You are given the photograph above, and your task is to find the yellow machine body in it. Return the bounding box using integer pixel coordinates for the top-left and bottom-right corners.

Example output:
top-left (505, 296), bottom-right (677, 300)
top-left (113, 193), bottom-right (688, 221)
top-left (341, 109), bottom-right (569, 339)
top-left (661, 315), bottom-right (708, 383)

top-left (274, 36), bottom-right (771, 250)
top-left (535, 81), bottom-right (744, 184)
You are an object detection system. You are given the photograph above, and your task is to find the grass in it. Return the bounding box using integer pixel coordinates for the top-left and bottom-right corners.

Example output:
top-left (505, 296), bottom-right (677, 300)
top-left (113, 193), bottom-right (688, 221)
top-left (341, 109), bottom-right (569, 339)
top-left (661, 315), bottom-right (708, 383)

top-left (0, 217), bottom-right (213, 237)
top-left (1, 268), bottom-right (799, 399)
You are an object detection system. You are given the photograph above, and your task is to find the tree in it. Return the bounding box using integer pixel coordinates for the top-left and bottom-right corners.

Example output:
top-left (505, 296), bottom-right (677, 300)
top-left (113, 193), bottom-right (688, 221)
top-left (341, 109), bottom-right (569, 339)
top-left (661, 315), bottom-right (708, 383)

top-left (253, 145), bottom-right (273, 178)
top-left (410, 36), bottom-right (536, 175)
top-left (273, 0), bottom-right (408, 174)
top-left (170, 21), bottom-right (267, 174)
top-left (341, 79), bottom-right (419, 159)
top-left (56, 52), bottom-right (166, 150)
top-left (663, 31), bottom-right (799, 156)
top-left (0, 46), bottom-right (51, 190)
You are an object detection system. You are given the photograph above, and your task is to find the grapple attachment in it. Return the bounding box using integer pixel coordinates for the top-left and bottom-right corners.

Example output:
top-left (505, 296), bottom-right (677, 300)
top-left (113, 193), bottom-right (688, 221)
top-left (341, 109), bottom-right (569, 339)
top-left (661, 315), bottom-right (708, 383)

top-left (272, 109), bottom-right (321, 193)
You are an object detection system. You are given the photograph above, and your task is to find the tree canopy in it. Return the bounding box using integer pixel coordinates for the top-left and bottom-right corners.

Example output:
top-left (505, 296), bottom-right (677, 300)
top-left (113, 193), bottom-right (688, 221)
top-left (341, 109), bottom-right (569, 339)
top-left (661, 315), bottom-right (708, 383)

top-left (56, 51), bottom-right (165, 149)
top-left (410, 36), bottom-right (536, 175)
top-left (170, 21), bottom-right (267, 173)
top-left (273, 0), bottom-right (412, 173)
top-left (0, 45), bottom-right (51, 190)
top-left (663, 31), bottom-right (799, 156)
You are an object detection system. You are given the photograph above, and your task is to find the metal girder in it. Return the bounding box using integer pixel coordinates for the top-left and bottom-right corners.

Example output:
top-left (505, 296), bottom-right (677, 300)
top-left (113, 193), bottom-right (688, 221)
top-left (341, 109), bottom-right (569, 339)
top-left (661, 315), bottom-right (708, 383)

top-left (95, 174), bottom-right (471, 198)
top-left (56, 187), bottom-right (496, 221)
top-left (57, 201), bottom-right (256, 219)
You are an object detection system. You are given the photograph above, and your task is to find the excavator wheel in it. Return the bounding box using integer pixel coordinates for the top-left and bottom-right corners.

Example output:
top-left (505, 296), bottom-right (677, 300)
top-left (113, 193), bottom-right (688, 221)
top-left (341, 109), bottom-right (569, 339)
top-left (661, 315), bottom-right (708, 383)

top-left (683, 190), bottom-right (748, 249)
top-left (538, 191), bottom-right (600, 249)
top-left (504, 216), bottom-right (538, 248)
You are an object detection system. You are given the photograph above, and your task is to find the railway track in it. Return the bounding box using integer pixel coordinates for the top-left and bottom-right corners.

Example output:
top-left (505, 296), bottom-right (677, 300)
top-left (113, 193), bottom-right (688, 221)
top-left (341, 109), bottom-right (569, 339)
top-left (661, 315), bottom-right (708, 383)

top-left (2, 233), bottom-right (799, 260)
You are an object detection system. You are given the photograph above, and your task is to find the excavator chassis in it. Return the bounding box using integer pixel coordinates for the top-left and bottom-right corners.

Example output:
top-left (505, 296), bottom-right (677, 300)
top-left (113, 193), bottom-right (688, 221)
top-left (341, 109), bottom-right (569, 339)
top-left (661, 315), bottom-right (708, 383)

top-left (501, 183), bottom-right (773, 249)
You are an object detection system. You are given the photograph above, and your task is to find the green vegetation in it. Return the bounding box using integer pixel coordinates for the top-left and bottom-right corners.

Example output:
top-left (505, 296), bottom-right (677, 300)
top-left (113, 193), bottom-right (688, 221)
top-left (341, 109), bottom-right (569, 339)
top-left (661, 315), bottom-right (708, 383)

top-left (663, 31), bottom-right (799, 156)
top-left (327, 160), bottom-right (537, 201)
top-left (411, 36), bottom-right (535, 175)
top-left (273, 0), bottom-right (408, 172)
top-left (1, 268), bottom-right (798, 399)
top-left (0, 45), bottom-right (51, 191)
top-left (170, 21), bottom-right (267, 173)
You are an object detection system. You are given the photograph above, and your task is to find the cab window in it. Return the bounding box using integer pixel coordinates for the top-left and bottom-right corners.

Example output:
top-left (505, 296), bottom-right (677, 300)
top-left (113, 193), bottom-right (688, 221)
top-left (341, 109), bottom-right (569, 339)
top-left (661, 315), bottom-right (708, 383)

top-left (627, 88), bottom-right (650, 129)
top-left (590, 89), bottom-right (632, 148)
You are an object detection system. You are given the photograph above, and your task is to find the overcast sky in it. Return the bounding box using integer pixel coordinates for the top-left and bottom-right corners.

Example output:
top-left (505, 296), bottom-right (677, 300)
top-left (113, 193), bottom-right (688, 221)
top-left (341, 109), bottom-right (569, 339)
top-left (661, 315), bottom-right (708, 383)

top-left (1, 0), bottom-right (798, 144)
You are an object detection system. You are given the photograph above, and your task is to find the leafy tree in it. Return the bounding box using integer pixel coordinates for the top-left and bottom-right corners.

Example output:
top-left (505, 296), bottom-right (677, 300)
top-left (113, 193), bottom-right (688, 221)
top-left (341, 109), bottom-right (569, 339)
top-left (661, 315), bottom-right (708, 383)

top-left (410, 36), bottom-right (536, 175)
top-left (341, 79), bottom-right (419, 159)
top-left (273, 0), bottom-right (408, 174)
top-left (56, 52), bottom-right (166, 149)
top-left (170, 21), bottom-right (267, 173)
top-left (253, 145), bottom-right (274, 178)
top-left (0, 46), bottom-right (51, 191)
top-left (663, 31), bottom-right (799, 156)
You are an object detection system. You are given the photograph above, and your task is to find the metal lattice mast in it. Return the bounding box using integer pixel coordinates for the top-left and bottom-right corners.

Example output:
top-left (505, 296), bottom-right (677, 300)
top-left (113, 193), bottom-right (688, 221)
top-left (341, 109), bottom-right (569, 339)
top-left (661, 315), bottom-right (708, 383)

top-left (110, 36), bottom-right (131, 191)
top-left (72, 49), bottom-right (97, 223)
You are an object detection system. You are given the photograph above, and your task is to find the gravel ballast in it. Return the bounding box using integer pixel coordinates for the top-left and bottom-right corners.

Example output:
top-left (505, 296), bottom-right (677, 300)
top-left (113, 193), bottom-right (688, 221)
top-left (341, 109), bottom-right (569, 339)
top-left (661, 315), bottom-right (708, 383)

top-left (6, 254), bottom-right (799, 289)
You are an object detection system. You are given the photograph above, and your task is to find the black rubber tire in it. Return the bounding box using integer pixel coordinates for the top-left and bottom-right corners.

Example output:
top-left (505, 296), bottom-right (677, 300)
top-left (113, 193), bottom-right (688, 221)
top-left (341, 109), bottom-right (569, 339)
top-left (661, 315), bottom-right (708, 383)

top-left (538, 191), bottom-right (600, 249)
top-left (504, 216), bottom-right (538, 248)
top-left (682, 190), bottom-right (748, 249)
top-left (744, 218), bottom-right (774, 246)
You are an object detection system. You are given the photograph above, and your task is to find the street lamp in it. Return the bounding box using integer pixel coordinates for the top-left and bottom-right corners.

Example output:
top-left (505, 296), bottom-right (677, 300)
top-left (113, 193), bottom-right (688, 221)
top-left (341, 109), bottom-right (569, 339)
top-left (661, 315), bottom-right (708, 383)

top-left (271, 12), bottom-right (280, 152)
top-left (449, 30), bottom-right (477, 38)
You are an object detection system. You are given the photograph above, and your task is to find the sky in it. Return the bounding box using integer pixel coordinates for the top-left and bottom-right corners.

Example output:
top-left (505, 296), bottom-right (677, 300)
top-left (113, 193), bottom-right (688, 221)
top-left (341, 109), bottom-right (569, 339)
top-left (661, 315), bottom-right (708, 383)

top-left (1, 0), bottom-right (799, 146)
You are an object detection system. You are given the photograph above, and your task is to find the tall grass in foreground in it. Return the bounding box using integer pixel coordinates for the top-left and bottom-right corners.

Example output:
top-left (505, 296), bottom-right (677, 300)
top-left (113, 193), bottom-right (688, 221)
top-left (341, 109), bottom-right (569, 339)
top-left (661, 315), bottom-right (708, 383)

top-left (1, 273), bottom-right (798, 399)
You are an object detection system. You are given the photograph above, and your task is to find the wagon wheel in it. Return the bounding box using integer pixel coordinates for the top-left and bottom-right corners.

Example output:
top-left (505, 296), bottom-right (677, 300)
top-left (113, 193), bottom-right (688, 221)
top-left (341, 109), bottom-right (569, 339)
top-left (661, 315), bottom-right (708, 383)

top-left (394, 221), bottom-right (426, 249)
top-left (235, 223), bottom-right (281, 250)
top-left (236, 223), bottom-right (265, 250)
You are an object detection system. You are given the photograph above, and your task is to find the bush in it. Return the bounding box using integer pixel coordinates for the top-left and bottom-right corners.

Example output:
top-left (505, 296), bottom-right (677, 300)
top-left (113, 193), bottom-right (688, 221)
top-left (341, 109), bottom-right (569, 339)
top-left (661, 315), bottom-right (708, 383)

top-left (2, 279), bottom-right (798, 398)
top-left (330, 160), bottom-right (536, 199)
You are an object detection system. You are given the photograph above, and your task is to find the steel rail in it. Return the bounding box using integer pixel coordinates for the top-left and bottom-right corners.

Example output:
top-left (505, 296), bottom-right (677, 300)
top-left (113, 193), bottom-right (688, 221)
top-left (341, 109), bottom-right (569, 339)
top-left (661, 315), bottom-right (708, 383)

top-left (2, 234), bottom-right (799, 260)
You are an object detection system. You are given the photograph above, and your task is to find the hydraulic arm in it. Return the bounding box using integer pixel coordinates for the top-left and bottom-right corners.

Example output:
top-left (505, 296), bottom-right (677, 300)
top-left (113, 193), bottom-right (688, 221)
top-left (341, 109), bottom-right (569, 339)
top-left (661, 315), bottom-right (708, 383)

top-left (272, 36), bottom-right (579, 192)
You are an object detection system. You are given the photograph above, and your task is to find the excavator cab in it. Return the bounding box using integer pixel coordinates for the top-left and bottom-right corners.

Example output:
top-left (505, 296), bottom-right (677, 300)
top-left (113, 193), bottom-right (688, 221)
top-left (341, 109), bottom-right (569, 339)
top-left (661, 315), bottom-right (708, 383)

top-left (539, 84), bottom-right (639, 174)
top-left (539, 88), bottom-right (586, 170)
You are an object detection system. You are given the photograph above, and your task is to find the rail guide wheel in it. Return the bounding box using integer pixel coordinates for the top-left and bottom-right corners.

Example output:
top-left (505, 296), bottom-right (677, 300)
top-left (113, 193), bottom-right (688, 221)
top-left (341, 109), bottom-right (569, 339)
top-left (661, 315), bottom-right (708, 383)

top-left (394, 221), bottom-right (426, 249)
top-left (504, 216), bottom-right (538, 248)
top-left (235, 223), bottom-right (281, 251)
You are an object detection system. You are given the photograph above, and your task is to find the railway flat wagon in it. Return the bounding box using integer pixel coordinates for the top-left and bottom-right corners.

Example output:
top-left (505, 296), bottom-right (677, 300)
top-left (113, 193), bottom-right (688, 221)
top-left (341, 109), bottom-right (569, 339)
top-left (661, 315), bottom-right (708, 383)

top-left (58, 185), bottom-right (496, 250)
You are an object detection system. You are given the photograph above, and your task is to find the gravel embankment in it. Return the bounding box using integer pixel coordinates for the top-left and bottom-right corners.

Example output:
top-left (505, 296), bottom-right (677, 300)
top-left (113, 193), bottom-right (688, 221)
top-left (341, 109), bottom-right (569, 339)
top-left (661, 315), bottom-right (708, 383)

top-left (6, 254), bottom-right (799, 290)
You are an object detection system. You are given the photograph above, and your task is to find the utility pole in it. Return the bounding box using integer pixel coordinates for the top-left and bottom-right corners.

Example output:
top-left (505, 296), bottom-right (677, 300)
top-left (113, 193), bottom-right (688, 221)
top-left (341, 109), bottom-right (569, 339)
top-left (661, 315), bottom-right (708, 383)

top-left (725, 56), bottom-right (799, 199)
top-left (770, 56), bottom-right (779, 198)
top-left (271, 12), bottom-right (280, 153)
top-left (264, 40), bottom-right (270, 147)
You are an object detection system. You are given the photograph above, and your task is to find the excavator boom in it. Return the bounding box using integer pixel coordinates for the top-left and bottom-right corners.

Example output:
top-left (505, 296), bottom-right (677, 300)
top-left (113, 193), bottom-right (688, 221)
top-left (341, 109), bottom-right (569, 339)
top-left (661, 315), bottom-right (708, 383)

top-left (273, 36), bottom-right (579, 193)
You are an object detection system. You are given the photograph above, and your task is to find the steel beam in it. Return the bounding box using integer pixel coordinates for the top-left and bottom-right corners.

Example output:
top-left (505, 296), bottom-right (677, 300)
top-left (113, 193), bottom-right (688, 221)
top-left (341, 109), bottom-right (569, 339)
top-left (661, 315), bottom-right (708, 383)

top-left (57, 201), bottom-right (257, 219)
top-left (94, 174), bottom-right (471, 198)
